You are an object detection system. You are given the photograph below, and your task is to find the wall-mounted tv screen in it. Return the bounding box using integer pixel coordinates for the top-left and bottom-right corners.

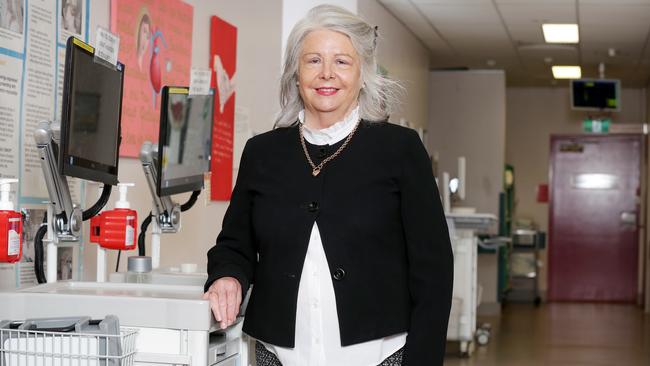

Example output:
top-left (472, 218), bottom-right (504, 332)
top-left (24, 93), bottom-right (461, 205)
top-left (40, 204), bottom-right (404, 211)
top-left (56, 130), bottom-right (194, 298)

top-left (571, 79), bottom-right (620, 112)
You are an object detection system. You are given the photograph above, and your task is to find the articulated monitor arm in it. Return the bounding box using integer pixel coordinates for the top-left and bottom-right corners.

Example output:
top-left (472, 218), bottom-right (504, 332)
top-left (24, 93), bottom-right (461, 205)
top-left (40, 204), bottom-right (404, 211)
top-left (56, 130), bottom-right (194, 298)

top-left (140, 141), bottom-right (181, 233)
top-left (34, 121), bottom-right (82, 241)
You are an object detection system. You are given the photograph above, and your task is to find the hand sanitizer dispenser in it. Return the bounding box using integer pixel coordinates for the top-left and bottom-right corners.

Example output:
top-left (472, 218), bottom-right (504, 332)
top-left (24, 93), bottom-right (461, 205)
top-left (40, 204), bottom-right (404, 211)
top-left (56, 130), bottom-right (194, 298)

top-left (0, 179), bottom-right (22, 263)
top-left (90, 183), bottom-right (138, 250)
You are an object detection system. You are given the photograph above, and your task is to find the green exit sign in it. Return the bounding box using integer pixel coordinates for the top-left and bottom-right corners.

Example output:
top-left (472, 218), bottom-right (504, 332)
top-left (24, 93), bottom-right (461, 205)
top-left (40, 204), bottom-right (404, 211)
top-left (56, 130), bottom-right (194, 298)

top-left (583, 118), bottom-right (610, 133)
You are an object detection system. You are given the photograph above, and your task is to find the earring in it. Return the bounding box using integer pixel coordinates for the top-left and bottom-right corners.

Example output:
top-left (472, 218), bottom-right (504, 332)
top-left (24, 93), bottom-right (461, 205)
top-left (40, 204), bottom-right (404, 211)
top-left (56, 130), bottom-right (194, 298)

top-left (296, 81), bottom-right (300, 86)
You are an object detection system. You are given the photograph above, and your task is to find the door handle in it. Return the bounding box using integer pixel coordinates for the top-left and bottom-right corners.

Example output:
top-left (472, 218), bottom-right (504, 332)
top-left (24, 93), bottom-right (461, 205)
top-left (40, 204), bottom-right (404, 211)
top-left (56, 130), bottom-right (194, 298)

top-left (620, 211), bottom-right (637, 226)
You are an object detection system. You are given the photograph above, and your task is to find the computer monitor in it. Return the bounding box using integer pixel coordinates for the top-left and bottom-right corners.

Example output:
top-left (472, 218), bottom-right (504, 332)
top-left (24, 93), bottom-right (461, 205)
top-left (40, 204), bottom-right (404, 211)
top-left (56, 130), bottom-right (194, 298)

top-left (59, 37), bottom-right (124, 185)
top-left (156, 86), bottom-right (214, 197)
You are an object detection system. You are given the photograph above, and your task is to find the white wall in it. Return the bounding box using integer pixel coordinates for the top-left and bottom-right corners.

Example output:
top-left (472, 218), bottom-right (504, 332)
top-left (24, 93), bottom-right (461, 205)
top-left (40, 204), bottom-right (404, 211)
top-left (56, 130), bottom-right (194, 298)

top-left (358, 0), bottom-right (430, 129)
top-left (427, 70), bottom-right (506, 313)
top-left (428, 70), bottom-right (506, 217)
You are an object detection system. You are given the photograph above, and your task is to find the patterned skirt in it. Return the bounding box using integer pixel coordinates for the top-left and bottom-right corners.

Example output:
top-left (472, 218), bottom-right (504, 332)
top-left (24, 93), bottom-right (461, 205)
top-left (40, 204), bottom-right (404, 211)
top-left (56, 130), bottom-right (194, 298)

top-left (255, 341), bottom-right (404, 366)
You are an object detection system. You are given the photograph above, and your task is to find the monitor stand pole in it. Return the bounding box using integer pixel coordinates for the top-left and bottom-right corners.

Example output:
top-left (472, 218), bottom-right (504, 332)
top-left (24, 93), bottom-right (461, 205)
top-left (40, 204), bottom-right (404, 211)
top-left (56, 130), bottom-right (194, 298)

top-left (140, 141), bottom-right (181, 269)
top-left (35, 121), bottom-right (83, 283)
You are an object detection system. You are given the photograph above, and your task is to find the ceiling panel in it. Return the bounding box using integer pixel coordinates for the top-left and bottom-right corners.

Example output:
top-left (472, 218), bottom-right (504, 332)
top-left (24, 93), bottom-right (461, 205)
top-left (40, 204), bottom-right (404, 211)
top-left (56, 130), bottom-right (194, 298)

top-left (429, 54), bottom-right (468, 68)
top-left (379, 1), bottom-right (450, 50)
top-left (377, 0), bottom-right (650, 86)
top-left (580, 41), bottom-right (643, 64)
top-left (579, 0), bottom-right (650, 4)
top-left (518, 44), bottom-right (579, 66)
top-left (415, 3), bottom-right (502, 25)
top-left (498, 3), bottom-right (576, 22)
top-left (411, 0), bottom-right (491, 4)
top-left (415, 3), bottom-right (511, 45)
top-left (498, 3), bottom-right (576, 44)
top-left (579, 4), bottom-right (650, 44)
top-left (497, 0), bottom-right (575, 4)
top-left (455, 41), bottom-right (517, 58)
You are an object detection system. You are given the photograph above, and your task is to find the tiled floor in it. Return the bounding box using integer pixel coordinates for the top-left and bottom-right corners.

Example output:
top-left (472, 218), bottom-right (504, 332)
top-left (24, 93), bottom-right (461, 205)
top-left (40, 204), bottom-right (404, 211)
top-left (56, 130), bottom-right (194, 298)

top-left (444, 303), bottom-right (650, 366)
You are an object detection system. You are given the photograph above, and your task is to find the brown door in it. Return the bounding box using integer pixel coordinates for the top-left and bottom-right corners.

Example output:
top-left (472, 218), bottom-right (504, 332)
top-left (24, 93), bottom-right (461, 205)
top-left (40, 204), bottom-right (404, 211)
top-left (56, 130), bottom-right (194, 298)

top-left (548, 134), bottom-right (642, 302)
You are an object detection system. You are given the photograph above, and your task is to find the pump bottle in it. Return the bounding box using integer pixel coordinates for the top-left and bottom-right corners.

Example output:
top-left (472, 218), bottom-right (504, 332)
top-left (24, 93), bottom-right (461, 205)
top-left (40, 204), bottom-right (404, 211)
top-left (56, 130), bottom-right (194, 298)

top-left (0, 179), bottom-right (22, 263)
top-left (90, 183), bottom-right (138, 250)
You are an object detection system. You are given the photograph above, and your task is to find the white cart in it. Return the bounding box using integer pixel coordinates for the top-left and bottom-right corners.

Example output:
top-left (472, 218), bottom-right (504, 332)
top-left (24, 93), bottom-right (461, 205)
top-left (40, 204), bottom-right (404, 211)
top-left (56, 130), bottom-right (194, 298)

top-left (446, 213), bottom-right (496, 357)
top-left (0, 281), bottom-right (247, 365)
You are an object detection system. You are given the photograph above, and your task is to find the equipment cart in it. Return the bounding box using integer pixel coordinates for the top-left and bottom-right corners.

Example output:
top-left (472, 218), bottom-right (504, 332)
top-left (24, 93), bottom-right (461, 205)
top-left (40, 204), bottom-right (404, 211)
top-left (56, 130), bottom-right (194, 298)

top-left (505, 229), bottom-right (545, 305)
top-left (0, 281), bottom-right (247, 365)
top-left (446, 213), bottom-right (497, 357)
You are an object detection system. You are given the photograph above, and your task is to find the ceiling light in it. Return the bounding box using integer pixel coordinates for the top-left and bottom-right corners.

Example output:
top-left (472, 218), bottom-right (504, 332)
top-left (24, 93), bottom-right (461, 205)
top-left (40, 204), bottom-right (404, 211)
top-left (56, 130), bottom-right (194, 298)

top-left (552, 66), bottom-right (581, 79)
top-left (543, 24), bottom-right (579, 44)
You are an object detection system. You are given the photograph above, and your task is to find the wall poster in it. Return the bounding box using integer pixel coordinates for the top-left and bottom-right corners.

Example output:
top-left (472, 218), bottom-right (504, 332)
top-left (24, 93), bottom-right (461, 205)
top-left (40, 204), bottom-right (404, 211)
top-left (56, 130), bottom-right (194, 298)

top-left (209, 15), bottom-right (236, 201)
top-left (110, 0), bottom-right (193, 157)
top-left (0, 0), bottom-right (89, 289)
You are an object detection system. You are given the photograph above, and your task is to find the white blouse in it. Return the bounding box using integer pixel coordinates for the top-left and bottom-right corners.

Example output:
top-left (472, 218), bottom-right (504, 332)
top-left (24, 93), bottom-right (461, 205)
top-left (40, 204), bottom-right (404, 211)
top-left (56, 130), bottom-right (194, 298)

top-left (259, 106), bottom-right (407, 366)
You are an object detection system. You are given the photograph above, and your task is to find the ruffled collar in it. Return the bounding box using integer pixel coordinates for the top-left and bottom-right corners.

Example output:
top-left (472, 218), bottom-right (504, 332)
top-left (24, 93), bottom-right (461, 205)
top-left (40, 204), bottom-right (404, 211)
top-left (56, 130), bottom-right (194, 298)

top-left (298, 106), bottom-right (360, 145)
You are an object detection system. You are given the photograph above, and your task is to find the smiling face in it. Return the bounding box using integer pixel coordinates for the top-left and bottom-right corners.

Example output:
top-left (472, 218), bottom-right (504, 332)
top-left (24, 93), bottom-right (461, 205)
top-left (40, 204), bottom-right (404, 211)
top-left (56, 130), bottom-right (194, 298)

top-left (298, 29), bottom-right (362, 128)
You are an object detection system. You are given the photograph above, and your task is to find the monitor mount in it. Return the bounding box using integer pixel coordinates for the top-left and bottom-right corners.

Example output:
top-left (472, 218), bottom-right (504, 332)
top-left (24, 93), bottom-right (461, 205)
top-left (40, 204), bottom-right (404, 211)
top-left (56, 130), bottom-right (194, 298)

top-left (34, 120), bottom-right (83, 282)
top-left (140, 141), bottom-right (181, 269)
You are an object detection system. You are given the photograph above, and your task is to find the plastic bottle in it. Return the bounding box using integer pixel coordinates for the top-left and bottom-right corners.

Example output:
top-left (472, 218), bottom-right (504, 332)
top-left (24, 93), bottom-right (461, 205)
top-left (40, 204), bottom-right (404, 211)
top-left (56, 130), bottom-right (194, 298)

top-left (0, 179), bottom-right (22, 263)
top-left (90, 183), bottom-right (138, 250)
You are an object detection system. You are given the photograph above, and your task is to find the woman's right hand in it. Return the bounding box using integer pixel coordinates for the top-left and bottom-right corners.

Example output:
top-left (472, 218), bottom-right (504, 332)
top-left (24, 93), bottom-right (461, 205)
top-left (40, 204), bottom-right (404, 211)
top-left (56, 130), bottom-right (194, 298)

top-left (202, 276), bottom-right (242, 329)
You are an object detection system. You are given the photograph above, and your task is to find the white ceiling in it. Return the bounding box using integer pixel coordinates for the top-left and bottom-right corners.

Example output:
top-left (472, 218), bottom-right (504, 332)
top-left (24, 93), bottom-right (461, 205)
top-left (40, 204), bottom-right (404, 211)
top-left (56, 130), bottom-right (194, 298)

top-left (378, 0), bottom-right (650, 87)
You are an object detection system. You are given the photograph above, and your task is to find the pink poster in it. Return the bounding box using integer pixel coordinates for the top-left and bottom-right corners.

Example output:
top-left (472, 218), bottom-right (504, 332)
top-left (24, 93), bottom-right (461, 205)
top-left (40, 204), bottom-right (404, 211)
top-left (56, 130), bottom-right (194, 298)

top-left (110, 0), bottom-right (193, 157)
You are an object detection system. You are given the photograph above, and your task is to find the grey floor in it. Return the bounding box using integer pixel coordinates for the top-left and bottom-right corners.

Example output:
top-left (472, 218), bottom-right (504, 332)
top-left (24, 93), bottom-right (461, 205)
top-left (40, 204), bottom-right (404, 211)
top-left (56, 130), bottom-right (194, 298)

top-left (444, 303), bottom-right (650, 366)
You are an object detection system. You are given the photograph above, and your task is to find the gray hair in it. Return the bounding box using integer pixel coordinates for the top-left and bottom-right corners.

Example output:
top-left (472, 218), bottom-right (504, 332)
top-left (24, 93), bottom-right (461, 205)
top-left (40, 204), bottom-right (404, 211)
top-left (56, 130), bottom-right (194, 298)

top-left (274, 4), bottom-right (402, 128)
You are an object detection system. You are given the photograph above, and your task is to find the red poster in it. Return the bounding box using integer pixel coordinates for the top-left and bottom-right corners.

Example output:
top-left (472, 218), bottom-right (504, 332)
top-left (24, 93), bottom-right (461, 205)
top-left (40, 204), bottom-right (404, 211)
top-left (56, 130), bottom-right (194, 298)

top-left (110, 0), bottom-right (193, 157)
top-left (209, 16), bottom-right (237, 200)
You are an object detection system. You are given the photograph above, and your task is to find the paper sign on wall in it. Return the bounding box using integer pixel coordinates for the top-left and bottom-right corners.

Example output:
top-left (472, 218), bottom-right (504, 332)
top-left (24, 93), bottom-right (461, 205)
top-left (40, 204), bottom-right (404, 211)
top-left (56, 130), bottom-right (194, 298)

top-left (94, 27), bottom-right (120, 66)
top-left (189, 68), bottom-right (211, 96)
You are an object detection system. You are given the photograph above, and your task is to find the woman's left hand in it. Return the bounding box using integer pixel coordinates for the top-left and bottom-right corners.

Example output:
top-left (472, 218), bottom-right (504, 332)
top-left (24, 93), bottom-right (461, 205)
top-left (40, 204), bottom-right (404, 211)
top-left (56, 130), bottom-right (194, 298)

top-left (202, 276), bottom-right (242, 329)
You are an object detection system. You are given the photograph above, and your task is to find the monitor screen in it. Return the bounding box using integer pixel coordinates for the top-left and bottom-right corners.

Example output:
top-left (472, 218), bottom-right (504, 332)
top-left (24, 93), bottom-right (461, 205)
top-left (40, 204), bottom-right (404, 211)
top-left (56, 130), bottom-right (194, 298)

top-left (59, 37), bottom-right (124, 185)
top-left (571, 79), bottom-right (620, 112)
top-left (157, 86), bottom-right (214, 196)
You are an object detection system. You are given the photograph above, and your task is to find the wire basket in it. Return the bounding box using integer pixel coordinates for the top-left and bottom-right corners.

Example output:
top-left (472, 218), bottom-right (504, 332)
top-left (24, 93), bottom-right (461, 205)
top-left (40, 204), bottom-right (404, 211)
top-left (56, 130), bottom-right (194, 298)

top-left (0, 327), bottom-right (138, 366)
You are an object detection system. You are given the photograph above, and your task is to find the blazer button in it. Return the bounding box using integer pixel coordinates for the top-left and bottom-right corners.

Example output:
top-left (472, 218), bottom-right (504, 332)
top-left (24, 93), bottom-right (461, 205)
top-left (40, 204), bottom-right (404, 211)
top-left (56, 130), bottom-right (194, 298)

top-left (332, 268), bottom-right (346, 281)
top-left (307, 201), bottom-right (319, 212)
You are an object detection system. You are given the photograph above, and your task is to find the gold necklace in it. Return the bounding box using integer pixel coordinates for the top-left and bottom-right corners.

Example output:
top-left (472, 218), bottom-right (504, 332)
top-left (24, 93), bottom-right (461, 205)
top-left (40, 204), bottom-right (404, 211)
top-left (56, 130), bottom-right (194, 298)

top-left (299, 119), bottom-right (361, 177)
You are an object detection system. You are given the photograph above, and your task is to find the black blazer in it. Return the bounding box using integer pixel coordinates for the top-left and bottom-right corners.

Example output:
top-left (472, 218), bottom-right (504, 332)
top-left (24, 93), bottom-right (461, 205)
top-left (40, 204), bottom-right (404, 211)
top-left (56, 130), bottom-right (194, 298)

top-left (206, 120), bottom-right (453, 365)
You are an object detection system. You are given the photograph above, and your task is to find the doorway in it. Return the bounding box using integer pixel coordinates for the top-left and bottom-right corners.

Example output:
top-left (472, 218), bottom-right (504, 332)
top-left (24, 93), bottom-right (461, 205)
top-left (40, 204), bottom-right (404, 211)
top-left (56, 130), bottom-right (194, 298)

top-left (548, 134), bottom-right (643, 302)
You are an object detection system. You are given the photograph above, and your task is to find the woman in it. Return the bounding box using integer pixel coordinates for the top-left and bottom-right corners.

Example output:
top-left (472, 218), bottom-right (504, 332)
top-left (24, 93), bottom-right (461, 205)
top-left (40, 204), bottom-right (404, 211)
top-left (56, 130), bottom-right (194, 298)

top-left (1, 0), bottom-right (23, 34)
top-left (204, 5), bottom-right (453, 366)
top-left (61, 0), bottom-right (81, 34)
top-left (135, 10), bottom-right (151, 72)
